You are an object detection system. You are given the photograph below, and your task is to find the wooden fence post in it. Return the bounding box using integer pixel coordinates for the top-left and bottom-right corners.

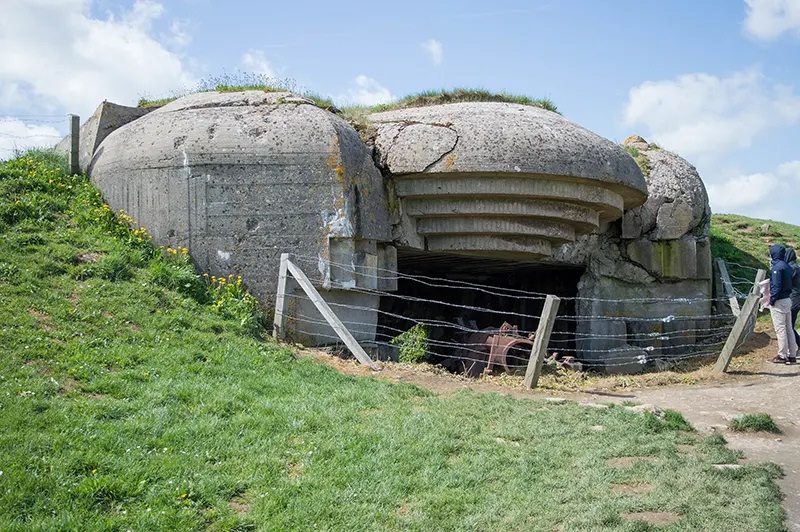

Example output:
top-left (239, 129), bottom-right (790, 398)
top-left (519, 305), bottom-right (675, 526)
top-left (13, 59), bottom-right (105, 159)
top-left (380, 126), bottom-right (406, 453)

top-left (714, 293), bottom-right (760, 373)
top-left (742, 269), bottom-right (766, 341)
top-left (68, 114), bottom-right (80, 175)
top-left (524, 295), bottom-right (561, 389)
top-left (716, 259), bottom-right (740, 317)
top-left (272, 253), bottom-right (290, 341)
top-left (285, 258), bottom-right (378, 370)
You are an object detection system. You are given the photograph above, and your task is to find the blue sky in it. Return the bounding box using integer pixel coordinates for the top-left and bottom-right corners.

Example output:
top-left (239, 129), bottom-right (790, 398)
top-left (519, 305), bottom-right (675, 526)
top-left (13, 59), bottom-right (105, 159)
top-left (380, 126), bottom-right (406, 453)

top-left (2, 0), bottom-right (800, 224)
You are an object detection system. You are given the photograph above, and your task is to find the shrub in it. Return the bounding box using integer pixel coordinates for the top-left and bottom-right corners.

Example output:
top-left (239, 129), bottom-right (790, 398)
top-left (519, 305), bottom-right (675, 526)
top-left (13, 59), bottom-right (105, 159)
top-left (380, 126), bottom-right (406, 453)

top-left (149, 247), bottom-right (206, 301)
top-left (391, 323), bottom-right (429, 363)
top-left (206, 273), bottom-right (262, 334)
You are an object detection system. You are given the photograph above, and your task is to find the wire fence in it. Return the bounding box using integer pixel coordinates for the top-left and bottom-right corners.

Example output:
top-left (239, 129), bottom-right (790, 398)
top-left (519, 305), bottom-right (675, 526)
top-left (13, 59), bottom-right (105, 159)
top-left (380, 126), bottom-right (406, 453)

top-left (0, 115), bottom-right (69, 155)
top-left (280, 253), bottom-right (743, 375)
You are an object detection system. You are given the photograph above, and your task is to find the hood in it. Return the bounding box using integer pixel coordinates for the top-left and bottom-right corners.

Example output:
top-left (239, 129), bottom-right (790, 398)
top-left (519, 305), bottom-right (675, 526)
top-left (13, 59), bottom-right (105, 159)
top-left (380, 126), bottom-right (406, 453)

top-left (787, 247), bottom-right (797, 264)
top-left (770, 243), bottom-right (786, 262)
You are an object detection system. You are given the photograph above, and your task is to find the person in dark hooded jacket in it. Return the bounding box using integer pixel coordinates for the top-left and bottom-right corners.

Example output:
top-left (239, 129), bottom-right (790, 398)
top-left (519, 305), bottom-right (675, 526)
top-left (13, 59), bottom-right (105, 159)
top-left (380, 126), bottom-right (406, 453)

top-left (786, 247), bottom-right (800, 348)
top-left (768, 244), bottom-right (798, 364)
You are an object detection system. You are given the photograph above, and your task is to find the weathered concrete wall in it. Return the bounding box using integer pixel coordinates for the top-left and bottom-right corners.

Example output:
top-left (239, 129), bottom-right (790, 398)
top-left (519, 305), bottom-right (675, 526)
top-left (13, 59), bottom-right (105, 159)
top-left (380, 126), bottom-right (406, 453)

top-left (88, 91), bottom-right (394, 343)
top-left (368, 103), bottom-right (647, 260)
top-left (55, 101), bottom-right (151, 173)
top-left (552, 137), bottom-right (713, 372)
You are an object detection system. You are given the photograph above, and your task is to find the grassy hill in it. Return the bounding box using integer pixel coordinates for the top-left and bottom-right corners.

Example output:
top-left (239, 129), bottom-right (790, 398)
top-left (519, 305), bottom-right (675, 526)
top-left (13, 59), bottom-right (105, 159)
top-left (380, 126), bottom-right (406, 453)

top-left (0, 152), bottom-right (784, 529)
top-left (711, 213), bottom-right (800, 297)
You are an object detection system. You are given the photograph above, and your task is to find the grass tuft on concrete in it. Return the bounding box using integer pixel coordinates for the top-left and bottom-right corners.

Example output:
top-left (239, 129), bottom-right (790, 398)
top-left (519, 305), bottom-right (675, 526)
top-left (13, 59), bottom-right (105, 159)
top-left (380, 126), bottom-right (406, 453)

top-left (370, 88), bottom-right (558, 113)
top-left (621, 145), bottom-right (652, 177)
top-left (0, 150), bottom-right (786, 530)
top-left (137, 72), bottom-right (336, 111)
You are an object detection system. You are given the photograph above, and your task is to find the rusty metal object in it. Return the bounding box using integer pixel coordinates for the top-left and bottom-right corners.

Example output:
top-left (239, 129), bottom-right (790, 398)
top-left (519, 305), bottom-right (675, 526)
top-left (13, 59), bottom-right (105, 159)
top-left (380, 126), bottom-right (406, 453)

top-left (448, 321), bottom-right (534, 377)
top-left (484, 322), bottom-right (534, 375)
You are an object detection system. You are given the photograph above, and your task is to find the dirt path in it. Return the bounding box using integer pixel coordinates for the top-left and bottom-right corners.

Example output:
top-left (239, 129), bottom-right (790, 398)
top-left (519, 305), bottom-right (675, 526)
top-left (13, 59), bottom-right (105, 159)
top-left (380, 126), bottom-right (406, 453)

top-left (302, 327), bottom-right (799, 529)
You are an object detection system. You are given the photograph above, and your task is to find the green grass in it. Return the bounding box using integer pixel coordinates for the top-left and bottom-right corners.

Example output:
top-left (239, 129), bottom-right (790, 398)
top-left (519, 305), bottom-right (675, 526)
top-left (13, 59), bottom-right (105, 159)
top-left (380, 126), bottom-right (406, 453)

top-left (369, 88), bottom-right (558, 113)
top-left (0, 151), bottom-right (786, 529)
top-left (340, 88), bottom-right (558, 144)
top-left (711, 213), bottom-right (800, 292)
top-left (137, 72), bottom-right (336, 111)
top-left (729, 413), bottom-right (781, 434)
top-left (621, 145), bottom-right (652, 177)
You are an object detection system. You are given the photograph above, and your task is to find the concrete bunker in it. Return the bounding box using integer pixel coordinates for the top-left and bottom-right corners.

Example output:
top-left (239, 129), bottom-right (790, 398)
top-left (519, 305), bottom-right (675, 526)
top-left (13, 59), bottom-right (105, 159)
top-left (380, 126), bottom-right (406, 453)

top-left (65, 91), bottom-right (715, 374)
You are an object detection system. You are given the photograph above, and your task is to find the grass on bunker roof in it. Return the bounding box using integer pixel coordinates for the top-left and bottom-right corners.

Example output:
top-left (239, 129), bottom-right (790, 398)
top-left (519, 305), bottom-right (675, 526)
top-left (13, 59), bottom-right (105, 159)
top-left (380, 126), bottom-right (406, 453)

top-left (136, 72), bottom-right (336, 111)
top-left (0, 150), bottom-right (784, 530)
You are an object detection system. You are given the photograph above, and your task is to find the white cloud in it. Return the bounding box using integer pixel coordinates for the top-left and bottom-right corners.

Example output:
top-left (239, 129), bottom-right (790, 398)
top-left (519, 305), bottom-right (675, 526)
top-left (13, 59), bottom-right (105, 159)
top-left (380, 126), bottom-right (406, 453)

top-left (706, 172), bottom-right (783, 212)
top-left (705, 159), bottom-right (800, 220)
top-left (239, 50), bottom-right (275, 78)
top-left (422, 39), bottom-right (444, 66)
top-left (0, 0), bottom-right (195, 119)
top-left (623, 68), bottom-right (800, 160)
top-left (744, 0), bottom-right (800, 40)
top-left (168, 20), bottom-right (192, 48)
top-left (776, 159), bottom-right (800, 179)
top-left (337, 75), bottom-right (395, 106)
top-left (0, 119), bottom-right (62, 160)
top-left (123, 0), bottom-right (164, 32)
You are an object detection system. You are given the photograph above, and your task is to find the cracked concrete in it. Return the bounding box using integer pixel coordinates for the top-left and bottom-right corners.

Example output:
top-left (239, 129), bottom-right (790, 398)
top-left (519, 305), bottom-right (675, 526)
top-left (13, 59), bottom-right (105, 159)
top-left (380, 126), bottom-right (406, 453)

top-left (369, 101), bottom-right (647, 260)
top-left (374, 122), bottom-right (459, 174)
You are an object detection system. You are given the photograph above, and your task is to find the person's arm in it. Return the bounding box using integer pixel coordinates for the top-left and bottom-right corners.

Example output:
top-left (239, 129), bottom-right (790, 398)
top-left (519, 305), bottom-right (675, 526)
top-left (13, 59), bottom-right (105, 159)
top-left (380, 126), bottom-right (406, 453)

top-left (770, 267), bottom-right (781, 305)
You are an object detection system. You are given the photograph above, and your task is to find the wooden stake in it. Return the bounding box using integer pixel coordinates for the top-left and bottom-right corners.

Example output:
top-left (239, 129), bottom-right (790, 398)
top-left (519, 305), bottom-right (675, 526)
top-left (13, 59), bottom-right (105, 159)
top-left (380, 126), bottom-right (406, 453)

top-left (272, 253), bottom-right (289, 341)
top-left (714, 293), bottom-right (760, 373)
top-left (68, 114), bottom-right (80, 175)
top-left (716, 259), bottom-right (740, 317)
top-left (524, 295), bottom-right (561, 389)
top-left (286, 259), bottom-right (378, 370)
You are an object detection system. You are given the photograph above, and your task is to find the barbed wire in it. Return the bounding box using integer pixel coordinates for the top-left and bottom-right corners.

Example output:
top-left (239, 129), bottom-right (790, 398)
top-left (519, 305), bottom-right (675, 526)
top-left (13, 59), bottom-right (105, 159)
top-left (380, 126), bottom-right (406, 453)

top-left (288, 309), bottom-right (728, 360)
top-left (286, 291), bottom-right (733, 361)
top-left (0, 132), bottom-right (62, 140)
top-left (724, 261), bottom-right (763, 274)
top-left (287, 315), bottom-right (733, 370)
top-left (291, 253), bottom-right (736, 305)
top-left (0, 117), bottom-right (68, 125)
top-left (1, 114), bottom-right (67, 118)
top-left (286, 294), bottom-right (729, 344)
top-left (287, 287), bottom-right (726, 328)
top-left (279, 252), bottom-right (755, 376)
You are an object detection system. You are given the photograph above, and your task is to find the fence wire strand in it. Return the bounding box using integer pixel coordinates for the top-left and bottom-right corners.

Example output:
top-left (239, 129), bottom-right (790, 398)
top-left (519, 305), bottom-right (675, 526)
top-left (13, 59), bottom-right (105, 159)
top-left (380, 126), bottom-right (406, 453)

top-left (278, 254), bottom-right (757, 375)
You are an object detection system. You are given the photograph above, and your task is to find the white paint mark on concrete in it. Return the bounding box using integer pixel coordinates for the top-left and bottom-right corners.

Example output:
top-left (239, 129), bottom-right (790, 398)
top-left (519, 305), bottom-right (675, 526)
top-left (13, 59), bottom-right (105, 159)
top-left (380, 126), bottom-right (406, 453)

top-left (182, 150), bottom-right (191, 180)
top-left (217, 250), bottom-right (230, 261)
top-left (319, 254), bottom-right (331, 288)
top-left (320, 208), bottom-right (354, 237)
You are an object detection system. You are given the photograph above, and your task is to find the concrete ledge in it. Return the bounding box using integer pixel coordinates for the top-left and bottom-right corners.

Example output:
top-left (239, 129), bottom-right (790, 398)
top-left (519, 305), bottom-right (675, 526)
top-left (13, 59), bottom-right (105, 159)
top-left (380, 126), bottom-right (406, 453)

top-left (403, 198), bottom-right (600, 233)
top-left (416, 217), bottom-right (576, 242)
top-left (395, 175), bottom-right (624, 221)
top-left (426, 234), bottom-right (552, 258)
